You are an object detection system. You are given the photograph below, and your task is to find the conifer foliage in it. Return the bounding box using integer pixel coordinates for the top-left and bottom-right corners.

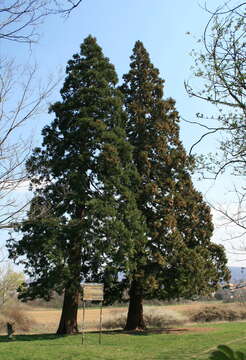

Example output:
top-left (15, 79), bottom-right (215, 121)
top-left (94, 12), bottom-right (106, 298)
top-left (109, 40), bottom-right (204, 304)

top-left (120, 41), bottom-right (229, 330)
top-left (7, 38), bottom-right (229, 334)
top-left (7, 36), bottom-right (145, 334)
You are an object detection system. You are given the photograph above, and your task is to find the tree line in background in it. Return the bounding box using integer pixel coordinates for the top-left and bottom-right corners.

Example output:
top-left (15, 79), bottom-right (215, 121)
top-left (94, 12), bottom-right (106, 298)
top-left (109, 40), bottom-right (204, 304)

top-left (7, 36), bottom-right (229, 334)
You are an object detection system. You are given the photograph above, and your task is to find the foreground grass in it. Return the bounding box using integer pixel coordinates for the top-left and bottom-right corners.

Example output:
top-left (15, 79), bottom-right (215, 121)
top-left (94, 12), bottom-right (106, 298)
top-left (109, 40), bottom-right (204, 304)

top-left (0, 322), bottom-right (246, 360)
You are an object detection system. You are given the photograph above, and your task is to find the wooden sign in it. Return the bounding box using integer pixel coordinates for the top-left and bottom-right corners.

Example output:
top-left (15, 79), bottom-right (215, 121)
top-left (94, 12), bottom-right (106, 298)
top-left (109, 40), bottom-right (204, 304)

top-left (82, 283), bottom-right (104, 301)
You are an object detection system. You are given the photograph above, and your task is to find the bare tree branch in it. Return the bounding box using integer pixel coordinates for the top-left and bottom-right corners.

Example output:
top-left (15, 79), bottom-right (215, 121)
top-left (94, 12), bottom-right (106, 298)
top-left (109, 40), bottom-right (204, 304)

top-left (185, 1), bottom-right (245, 244)
top-left (0, 1), bottom-right (82, 230)
top-left (0, 0), bottom-right (83, 44)
top-left (0, 58), bottom-right (59, 228)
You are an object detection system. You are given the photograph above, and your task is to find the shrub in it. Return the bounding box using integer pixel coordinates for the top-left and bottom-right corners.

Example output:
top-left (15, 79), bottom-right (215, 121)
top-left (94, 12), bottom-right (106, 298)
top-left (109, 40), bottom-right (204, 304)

top-left (103, 307), bottom-right (187, 330)
top-left (190, 305), bottom-right (244, 322)
top-left (144, 308), bottom-right (187, 328)
top-left (0, 303), bottom-right (34, 332)
top-left (103, 312), bottom-right (127, 329)
top-left (210, 345), bottom-right (246, 360)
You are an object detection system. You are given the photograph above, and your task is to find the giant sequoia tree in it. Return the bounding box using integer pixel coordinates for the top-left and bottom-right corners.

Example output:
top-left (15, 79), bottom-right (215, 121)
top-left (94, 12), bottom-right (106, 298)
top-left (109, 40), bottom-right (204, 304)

top-left (8, 38), bottom-right (229, 334)
top-left (7, 36), bottom-right (145, 334)
top-left (120, 41), bottom-right (230, 330)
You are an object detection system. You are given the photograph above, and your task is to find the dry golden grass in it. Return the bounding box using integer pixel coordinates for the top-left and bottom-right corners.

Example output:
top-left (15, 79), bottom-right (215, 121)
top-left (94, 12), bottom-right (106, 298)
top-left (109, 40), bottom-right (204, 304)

top-left (24, 302), bottom-right (199, 332)
top-left (22, 301), bottom-right (246, 333)
top-left (25, 307), bottom-right (128, 333)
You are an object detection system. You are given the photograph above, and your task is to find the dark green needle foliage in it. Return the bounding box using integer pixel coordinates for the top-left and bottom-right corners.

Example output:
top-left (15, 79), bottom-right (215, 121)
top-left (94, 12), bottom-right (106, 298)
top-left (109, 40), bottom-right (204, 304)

top-left (7, 37), bottom-right (229, 334)
top-left (7, 36), bottom-right (146, 334)
top-left (120, 41), bottom-right (229, 330)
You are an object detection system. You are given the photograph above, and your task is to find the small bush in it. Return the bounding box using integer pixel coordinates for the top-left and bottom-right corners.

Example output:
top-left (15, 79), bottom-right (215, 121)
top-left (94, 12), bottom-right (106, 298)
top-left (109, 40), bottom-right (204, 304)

top-left (144, 308), bottom-right (187, 328)
top-left (0, 303), bottom-right (34, 332)
top-left (103, 312), bottom-right (127, 329)
top-left (210, 345), bottom-right (246, 360)
top-left (190, 305), bottom-right (245, 323)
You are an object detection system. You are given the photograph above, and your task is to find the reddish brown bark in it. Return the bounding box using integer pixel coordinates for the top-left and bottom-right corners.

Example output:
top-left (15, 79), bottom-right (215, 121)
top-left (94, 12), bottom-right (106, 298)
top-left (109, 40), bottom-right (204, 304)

top-left (125, 279), bottom-right (146, 330)
top-left (56, 287), bottom-right (80, 335)
top-left (57, 231), bottom-right (82, 335)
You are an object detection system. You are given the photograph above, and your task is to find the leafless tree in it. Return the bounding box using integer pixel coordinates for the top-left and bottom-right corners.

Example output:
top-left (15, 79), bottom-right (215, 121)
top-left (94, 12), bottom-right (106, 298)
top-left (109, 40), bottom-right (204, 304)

top-left (0, 0), bottom-right (83, 228)
top-left (210, 186), bottom-right (246, 245)
top-left (184, 1), bottom-right (245, 240)
top-left (0, 58), bottom-right (58, 228)
top-left (0, 0), bottom-right (83, 44)
top-left (0, 263), bottom-right (24, 306)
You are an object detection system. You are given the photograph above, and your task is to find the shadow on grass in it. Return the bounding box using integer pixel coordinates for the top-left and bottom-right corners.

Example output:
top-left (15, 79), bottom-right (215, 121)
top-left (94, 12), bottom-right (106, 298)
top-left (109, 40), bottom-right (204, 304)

top-left (0, 334), bottom-right (62, 343)
top-left (90, 327), bottom-right (189, 336)
top-left (0, 327), bottom-right (189, 342)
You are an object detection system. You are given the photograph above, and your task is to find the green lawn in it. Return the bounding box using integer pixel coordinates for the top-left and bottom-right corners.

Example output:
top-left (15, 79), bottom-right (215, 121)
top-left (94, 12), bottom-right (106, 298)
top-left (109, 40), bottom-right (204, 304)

top-left (0, 322), bottom-right (246, 360)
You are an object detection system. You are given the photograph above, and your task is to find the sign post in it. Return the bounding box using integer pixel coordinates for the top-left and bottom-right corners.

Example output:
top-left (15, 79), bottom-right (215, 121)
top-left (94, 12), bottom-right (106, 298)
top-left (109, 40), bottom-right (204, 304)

top-left (81, 283), bottom-right (104, 345)
top-left (82, 300), bottom-right (85, 344)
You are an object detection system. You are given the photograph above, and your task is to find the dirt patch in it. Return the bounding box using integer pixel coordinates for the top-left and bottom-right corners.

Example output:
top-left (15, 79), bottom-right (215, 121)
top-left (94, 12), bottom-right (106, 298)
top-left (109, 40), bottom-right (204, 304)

top-left (154, 326), bottom-right (216, 334)
top-left (184, 326), bottom-right (216, 334)
top-left (124, 327), bottom-right (216, 335)
top-left (86, 326), bottom-right (216, 336)
top-left (143, 326), bottom-right (216, 335)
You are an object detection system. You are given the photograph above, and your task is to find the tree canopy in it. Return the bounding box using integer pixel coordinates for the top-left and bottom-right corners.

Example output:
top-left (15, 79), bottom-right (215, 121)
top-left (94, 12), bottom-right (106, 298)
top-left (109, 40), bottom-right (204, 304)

top-left (8, 36), bottom-right (145, 334)
top-left (120, 41), bottom-right (229, 330)
top-left (8, 37), bottom-right (230, 333)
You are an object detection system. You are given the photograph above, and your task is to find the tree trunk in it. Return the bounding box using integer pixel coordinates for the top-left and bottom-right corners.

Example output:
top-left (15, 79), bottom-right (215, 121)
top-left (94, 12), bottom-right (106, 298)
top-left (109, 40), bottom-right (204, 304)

top-left (57, 222), bottom-right (82, 335)
top-left (125, 279), bottom-right (146, 330)
top-left (56, 287), bottom-right (80, 335)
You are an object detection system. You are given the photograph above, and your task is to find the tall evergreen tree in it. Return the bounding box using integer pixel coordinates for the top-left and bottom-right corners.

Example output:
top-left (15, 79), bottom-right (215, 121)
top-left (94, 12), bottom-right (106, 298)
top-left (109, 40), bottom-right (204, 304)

top-left (120, 41), bottom-right (230, 330)
top-left (7, 36), bottom-right (146, 334)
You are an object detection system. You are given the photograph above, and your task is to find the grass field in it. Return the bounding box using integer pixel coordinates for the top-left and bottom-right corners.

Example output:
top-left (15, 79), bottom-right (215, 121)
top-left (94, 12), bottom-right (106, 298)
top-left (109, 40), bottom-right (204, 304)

top-left (1, 302), bottom-right (246, 359)
top-left (0, 322), bottom-right (246, 359)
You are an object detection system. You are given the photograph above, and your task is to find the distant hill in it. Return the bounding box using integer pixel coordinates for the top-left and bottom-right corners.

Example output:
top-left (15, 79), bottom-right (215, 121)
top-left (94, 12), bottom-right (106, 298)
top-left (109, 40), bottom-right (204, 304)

top-left (229, 266), bottom-right (246, 282)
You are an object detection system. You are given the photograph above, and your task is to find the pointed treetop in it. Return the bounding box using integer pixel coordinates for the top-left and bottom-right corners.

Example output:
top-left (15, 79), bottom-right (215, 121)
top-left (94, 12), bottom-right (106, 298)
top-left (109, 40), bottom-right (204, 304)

top-left (59, 35), bottom-right (119, 103)
top-left (123, 40), bottom-right (164, 100)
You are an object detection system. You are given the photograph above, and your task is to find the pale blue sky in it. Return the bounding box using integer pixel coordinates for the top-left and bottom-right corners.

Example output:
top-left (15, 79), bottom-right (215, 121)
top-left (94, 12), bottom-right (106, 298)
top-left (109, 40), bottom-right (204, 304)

top-left (4, 0), bottom-right (223, 161)
top-left (2, 0), bottom-right (245, 265)
top-left (4, 0), bottom-right (221, 149)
